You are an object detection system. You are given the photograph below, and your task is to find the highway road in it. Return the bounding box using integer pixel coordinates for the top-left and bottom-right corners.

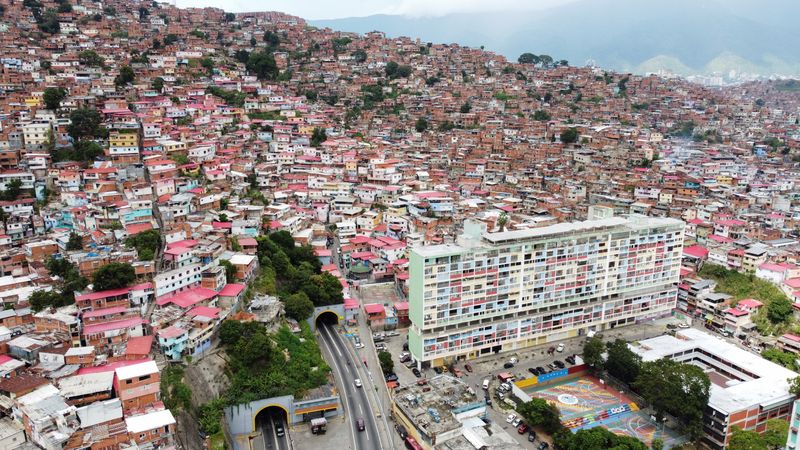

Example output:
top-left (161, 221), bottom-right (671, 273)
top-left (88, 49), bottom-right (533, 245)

top-left (258, 409), bottom-right (290, 450)
top-left (319, 323), bottom-right (383, 450)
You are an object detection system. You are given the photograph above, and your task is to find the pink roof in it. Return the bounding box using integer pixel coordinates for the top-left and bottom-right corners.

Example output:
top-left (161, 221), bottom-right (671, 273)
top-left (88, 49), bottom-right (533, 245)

top-left (350, 235), bottom-right (371, 244)
top-left (759, 263), bottom-right (789, 272)
top-left (158, 326), bottom-right (187, 339)
top-left (218, 283), bottom-right (245, 297)
top-left (126, 222), bottom-right (154, 235)
top-left (723, 308), bottom-right (748, 317)
top-left (238, 237), bottom-right (258, 246)
top-left (156, 287), bottom-right (218, 308)
top-left (396, 272), bottom-right (409, 280)
top-left (394, 302), bottom-right (409, 311)
top-left (212, 221), bottom-right (233, 229)
top-left (708, 234), bottom-right (734, 244)
top-left (716, 219), bottom-right (747, 227)
top-left (785, 278), bottom-right (800, 289)
top-left (82, 306), bottom-right (127, 319)
top-left (75, 286), bottom-right (131, 302)
top-left (167, 240), bottom-right (198, 249)
top-left (315, 249), bottom-right (332, 257)
top-left (164, 246), bottom-right (192, 256)
top-left (125, 335), bottom-right (153, 355)
top-left (737, 299), bottom-right (763, 308)
top-left (683, 245), bottom-right (709, 258)
top-left (0, 355), bottom-right (12, 364)
top-left (344, 298), bottom-right (359, 309)
top-left (82, 317), bottom-right (145, 336)
top-left (188, 306), bottom-right (222, 319)
top-left (364, 303), bottom-right (385, 314)
top-left (77, 358), bottom-right (151, 375)
top-left (782, 333), bottom-right (800, 343)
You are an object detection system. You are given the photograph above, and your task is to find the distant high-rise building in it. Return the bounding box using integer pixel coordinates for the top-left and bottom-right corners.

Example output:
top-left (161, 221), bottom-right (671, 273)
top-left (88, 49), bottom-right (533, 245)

top-left (407, 214), bottom-right (685, 367)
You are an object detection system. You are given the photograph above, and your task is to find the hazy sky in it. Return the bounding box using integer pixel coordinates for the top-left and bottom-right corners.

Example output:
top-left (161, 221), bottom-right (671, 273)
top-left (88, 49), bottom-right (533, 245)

top-left (174, 0), bottom-right (575, 20)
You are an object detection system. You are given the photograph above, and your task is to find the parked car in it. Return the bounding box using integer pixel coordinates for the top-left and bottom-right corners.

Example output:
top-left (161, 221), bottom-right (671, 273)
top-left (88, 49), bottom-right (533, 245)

top-left (356, 418), bottom-right (365, 431)
top-left (528, 430), bottom-right (537, 442)
top-left (396, 424), bottom-right (408, 439)
top-left (416, 378), bottom-right (428, 386)
top-left (509, 357), bottom-right (519, 364)
top-left (375, 343), bottom-right (387, 351)
top-left (556, 343), bottom-right (565, 353)
top-left (528, 367), bottom-right (538, 375)
top-left (677, 323), bottom-right (690, 329)
top-left (355, 342), bottom-right (365, 349)
top-left (565, 355), bottom-right (576, 365)
top-left (503, 362), bottom-right (514, 369)
top-left (399, 352), bottom-right (411, 363)
top-left (482, 379), bottom-right (490, 390)
top-left (354, 379), bottom-right (362, 388)
top-left (553, 360), bottom-right (565, 369)
top-left (535, 366), bottom-right (546, 375)
top-left (506, 414), bottom-right (517, 423)
top-left (464, 363), bottom-right (473, 373)
top-left (517, 423), bottom-right (528, 434)
top-left (539, 442), bottom-right (550, 450)
top-left (512, 418), bottom-right (522, 427)
top-left (402, 342), bottom-right (409, 351)
top-left (412, 368), bottom-right (422, 378)
top-left (433, 366), bottom-right (443, 374)
top-left (384, 373), bottom-right (398, 382)
top-left (666, 323), bottom-right (677, 330)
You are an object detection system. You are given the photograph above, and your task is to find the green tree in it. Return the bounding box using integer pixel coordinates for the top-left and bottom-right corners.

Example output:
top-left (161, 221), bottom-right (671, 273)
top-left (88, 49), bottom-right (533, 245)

top-left (43, 87), bottom-right (66, 110)
top-left (67, 108), bottom-right (103, 141)
top-left (219, 320), bottom-right (244, 345)
top-left (538, 54), bottom-right (554, 67)
top-left (582, 336), bottom-right (605, 372)
top-left (518, 53), bottom-right (538, 64)
top-left (200, 57), bottom-right (215, 75)
top-left (728, 426), bottom-right (767, 450)
top-left (554, 426), bottom-right (647, 450)
top-left (460, 102), bottom-right (471, 113)
top-left (92, 262), bottom-right (136, 291)
top-left (378, 351), bottom-right (394, 374)
top-left (352, 49), bottom-right (367, 63)
top-left (125, 229), bottom-right (160, 261)
top-left (263, 30), bottom-right (280, 47)
top-left (246, 51), bottom-right (278, 80)
top-left (605, 339), bottom-right (641, 384)
top-left (0, 179), bottom-right (23, 201)
top-left (533, 110), bottom-right (551, 121)
top-left (651, 438), bottom-right (664, 450)
top-left (763, 418), bottom-right (789, 449)
top-left (415, 117), bottom-right (428, 133)
top-left (219, 260), bottom-right (236, 283)
top-left (38, 9), bottom-right (60, 34)
top-left (114, 66), bottom-right (135, 87)
top-left (29, 290), bottom-right (65, 312)
top-left (789, 376), bottom-right (800, 395)
top-left (634, 358), bottom-right (710, 439)
top-left (560, 127), bottom-right (579, 144)
top-left (66, 232), bottom-right (83, 251)
top-left (767, 296), bottom-right (793, 323)
top-left (164, 34), bottom-right (178, 45)
top-left (310, 127), bottom-right (327, 147)
top-left (152, 77), bottom-right (164, 92)
top-left (284, 292), bottom-right (314, 321)
top-left (517, 398), bottom-right (563, 434)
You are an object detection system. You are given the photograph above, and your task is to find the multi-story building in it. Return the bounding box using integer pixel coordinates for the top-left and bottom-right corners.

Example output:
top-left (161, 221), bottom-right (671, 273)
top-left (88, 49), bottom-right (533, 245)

top-left (408, 214), bottom-right (685, 367)
top-left (634, 328), bottom-right (798, 450)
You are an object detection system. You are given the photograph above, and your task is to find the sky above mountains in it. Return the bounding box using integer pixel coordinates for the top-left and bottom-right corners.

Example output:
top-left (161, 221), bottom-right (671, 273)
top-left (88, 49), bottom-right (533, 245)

top-left (178, 0), bottom-right (800, 78)
top-left (175, 0), bottom-right (576, 20)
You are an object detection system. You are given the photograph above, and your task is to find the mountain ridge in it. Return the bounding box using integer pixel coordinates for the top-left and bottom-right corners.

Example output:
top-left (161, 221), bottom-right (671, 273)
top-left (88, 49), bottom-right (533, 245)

top-left (310, 0), bottom-right (800, 78)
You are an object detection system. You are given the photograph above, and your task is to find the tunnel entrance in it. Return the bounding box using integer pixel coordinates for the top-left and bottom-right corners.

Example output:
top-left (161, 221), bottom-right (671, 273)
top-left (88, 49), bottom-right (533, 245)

top-left (253, 405), bottom-right (288, 432)
top-left (315, 310), bottom-right (340, 328)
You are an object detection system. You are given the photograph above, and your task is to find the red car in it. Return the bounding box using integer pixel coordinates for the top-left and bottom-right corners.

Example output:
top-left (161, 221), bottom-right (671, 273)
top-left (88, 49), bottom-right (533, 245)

top-left (517, 423), bottom-right (528, 434)
top-left (464, 363), bottom-right (473, 373)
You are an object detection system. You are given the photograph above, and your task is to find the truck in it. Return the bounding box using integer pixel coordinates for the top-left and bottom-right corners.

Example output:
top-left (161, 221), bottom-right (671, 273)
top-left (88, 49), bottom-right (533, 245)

top-left (311, 417), bottom-right (327, 435)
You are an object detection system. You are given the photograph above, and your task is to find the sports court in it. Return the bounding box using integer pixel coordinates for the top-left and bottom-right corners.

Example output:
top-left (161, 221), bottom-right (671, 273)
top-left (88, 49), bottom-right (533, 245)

top-left (524, 375), bottom-right (686, 447)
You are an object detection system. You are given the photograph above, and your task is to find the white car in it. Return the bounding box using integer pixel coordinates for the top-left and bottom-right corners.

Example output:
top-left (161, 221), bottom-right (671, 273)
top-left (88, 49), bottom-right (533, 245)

top-left (355, 342), bottom-right (365, 349)
top-left (354, 379), bottom-right (362, 388)
top-left (677, 323), bottom-right (690, 329)
top-left (556, 343), bottom-right (565, 353)
top-left (512, 418), bottom-right (522, 427)
top-left (506, 413), bottom-right (517, 423)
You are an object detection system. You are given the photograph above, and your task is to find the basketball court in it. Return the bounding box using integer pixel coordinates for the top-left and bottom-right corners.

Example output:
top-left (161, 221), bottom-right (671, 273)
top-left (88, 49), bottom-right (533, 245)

top-left (525, 375), bottom-right (686, 447)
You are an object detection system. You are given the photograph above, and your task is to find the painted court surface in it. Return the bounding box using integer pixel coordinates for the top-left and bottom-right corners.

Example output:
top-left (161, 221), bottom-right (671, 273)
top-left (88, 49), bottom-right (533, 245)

top-left (525, 376), bottom-right (686, 447)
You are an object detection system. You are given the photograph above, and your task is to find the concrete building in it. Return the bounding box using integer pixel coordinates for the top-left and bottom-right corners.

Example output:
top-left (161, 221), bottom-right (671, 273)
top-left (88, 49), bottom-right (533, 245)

top-left (631, 328), bottom-right (798, 450)
top-left (408, 214), bottom-right (685, 367)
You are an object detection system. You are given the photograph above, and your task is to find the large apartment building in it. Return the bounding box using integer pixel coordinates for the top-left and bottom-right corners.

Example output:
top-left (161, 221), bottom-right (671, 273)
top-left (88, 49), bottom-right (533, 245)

top-left (408, 214), bottom-right (685, 368)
